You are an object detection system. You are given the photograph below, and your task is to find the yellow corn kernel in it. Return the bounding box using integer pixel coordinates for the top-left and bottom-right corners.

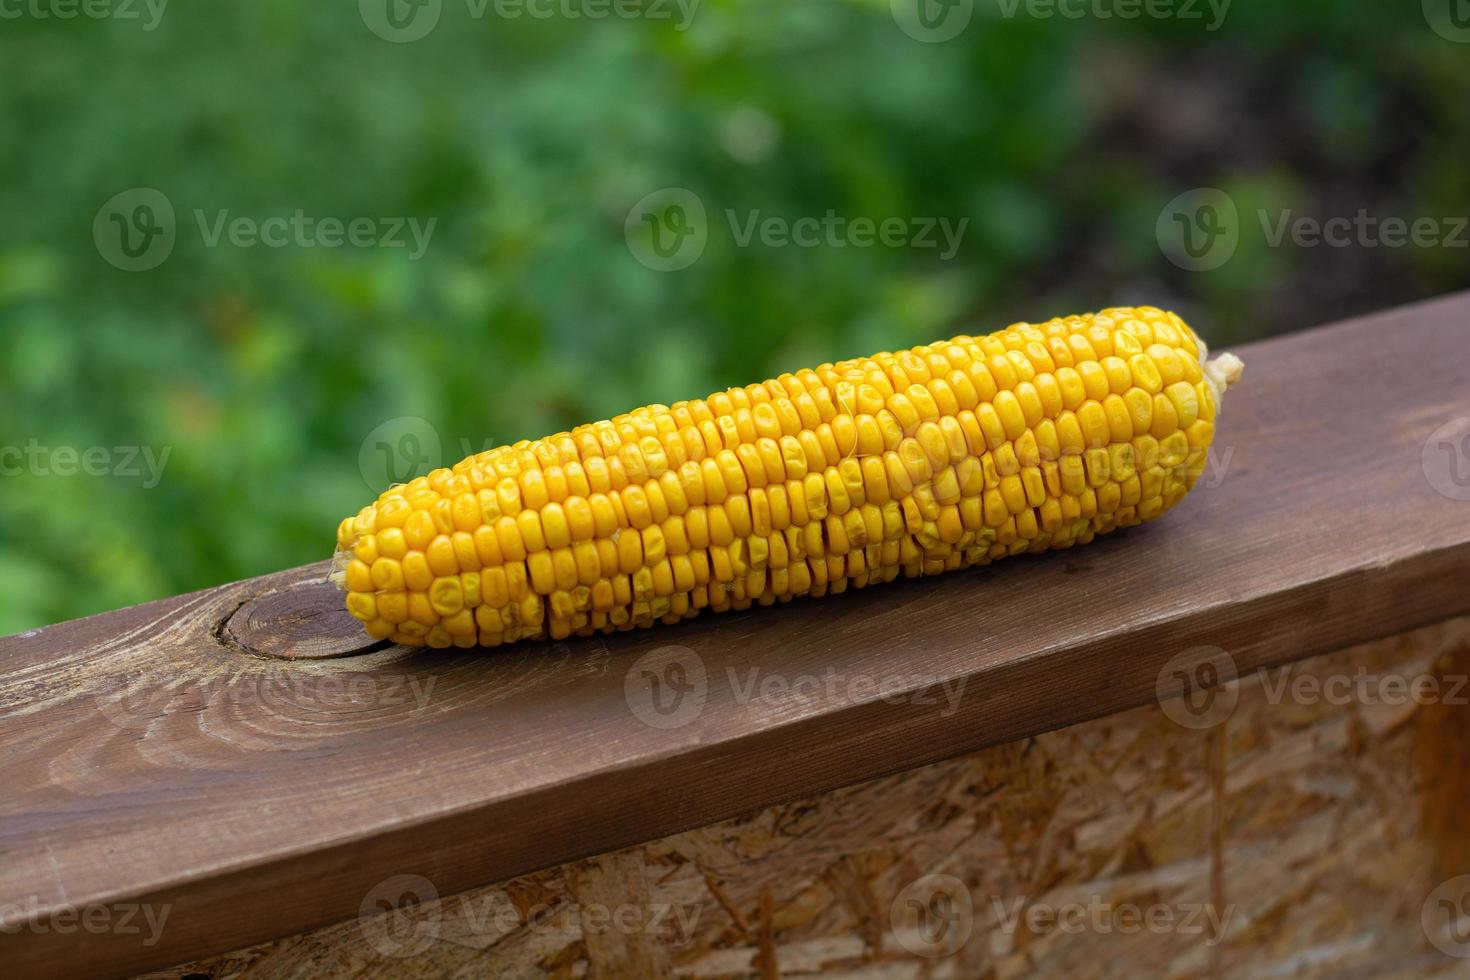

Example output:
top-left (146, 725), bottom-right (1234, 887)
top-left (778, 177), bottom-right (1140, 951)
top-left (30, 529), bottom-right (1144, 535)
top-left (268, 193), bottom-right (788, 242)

top-left (346, 591), bottom-right (377, 622)
top-left (402, 552), bottom-right (434, 592)
top-left (1165, 381), bottom-right (1200, 429)
top-left (426, 536), bottom-right (458, 577)
top-left (429, 576), bottom-right (464, 616)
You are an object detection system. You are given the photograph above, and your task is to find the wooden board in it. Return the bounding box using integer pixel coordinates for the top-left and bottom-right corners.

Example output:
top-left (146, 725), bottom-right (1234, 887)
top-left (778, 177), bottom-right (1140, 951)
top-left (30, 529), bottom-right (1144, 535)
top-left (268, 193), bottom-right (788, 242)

top-left (3, 293), bottom-right (1470, 978)
top-left (149, 618), bottom-right (1470, 978)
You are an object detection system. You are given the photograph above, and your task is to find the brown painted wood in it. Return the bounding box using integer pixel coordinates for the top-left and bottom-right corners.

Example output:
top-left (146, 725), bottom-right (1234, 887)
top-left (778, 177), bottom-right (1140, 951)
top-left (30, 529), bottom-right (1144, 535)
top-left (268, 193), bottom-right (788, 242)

top-left (3, 293), bottom-right (1470, 979)
top-left (220, 574), bottom-right (389, 660)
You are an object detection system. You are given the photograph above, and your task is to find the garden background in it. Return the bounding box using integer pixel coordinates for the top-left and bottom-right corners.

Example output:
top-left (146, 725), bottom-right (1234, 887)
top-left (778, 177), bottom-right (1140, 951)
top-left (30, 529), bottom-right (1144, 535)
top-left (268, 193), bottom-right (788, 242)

top-left (2, 0), bottom-right (1467, 632)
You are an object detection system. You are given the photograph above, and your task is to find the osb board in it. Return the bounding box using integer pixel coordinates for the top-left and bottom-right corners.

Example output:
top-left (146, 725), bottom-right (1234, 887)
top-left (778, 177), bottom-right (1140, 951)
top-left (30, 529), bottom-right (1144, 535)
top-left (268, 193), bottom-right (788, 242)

top-left (144, 617), bottom-right (1470, 979)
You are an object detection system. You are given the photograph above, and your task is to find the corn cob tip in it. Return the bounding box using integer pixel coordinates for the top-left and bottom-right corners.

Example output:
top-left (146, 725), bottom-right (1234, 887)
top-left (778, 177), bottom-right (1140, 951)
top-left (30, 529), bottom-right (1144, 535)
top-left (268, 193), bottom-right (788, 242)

top-left (328, 545), bottom-right (352, 588)
top-left (1206, 352), bottom-right (1244, 390)
top-left (1202, 351), bottom-right (1244, 415)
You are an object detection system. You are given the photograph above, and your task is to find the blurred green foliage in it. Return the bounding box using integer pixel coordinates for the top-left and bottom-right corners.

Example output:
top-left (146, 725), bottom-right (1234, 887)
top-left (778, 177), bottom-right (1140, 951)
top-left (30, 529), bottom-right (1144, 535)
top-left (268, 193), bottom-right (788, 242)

top-left (1, 0), bottom-right (1467, 631)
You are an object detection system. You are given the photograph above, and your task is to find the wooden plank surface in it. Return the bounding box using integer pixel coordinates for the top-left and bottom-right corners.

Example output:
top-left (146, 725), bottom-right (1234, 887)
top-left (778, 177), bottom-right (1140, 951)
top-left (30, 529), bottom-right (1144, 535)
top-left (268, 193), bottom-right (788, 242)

top-left (3, 293), bottom-right (1470, 978)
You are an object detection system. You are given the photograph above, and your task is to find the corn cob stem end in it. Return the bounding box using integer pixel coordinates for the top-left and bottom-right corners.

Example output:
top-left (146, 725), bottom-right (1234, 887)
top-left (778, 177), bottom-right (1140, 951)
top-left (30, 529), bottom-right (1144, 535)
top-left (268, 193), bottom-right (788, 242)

top-left (328, 548), bottom-right (350, 588)
top-left (1202, 349), bottom-right (1245, 415)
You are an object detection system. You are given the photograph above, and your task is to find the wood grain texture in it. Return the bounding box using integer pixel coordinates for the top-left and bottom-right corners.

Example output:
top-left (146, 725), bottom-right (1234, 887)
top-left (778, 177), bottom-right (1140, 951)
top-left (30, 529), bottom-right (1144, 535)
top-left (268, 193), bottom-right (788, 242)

top-left (149, 618), bottom-right (1470, 979)
top-left (3, 293), bottom-right (1470, 978)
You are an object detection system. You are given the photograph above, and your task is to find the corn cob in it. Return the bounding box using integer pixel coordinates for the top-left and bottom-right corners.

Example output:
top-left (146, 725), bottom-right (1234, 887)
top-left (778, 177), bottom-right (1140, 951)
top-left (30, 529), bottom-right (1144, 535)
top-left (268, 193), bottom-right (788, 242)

top-left (333, 307), bottom-right (1243, 648)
